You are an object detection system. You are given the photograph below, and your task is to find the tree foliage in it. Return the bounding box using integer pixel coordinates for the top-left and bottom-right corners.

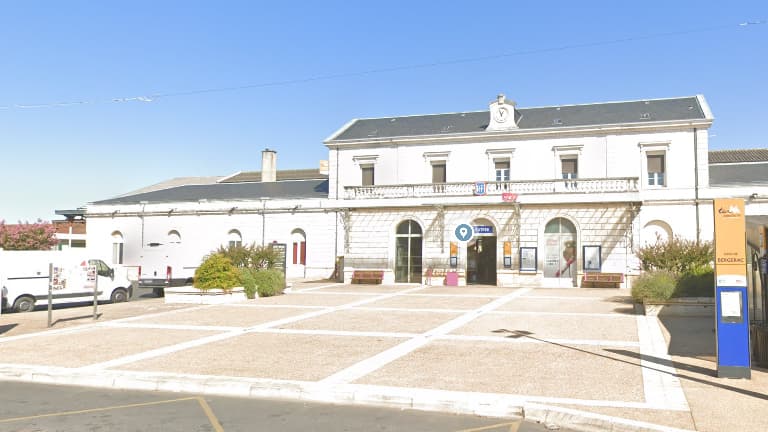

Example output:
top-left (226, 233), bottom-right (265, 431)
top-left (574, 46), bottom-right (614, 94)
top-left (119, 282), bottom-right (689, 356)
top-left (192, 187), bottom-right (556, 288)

top-left (0, 220), bottom-right (57, 250)
top-left (194, 253), bottom-right (240, 291)
top-left (636, 236), bottom-right (713, 275)
top-left (215, 242), bottom-right (279, 269)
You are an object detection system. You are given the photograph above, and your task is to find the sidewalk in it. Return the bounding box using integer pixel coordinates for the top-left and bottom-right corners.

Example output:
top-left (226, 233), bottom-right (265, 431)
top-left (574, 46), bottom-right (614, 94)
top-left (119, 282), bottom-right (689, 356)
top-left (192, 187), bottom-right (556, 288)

top-left (0, 281), bottom-right (766, 432)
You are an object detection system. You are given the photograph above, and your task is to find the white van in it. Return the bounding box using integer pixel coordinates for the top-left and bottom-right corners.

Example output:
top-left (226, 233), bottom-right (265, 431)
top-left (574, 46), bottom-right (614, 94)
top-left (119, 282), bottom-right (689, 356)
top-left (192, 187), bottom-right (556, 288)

top-left (0, 250), bottom-right (132, 313)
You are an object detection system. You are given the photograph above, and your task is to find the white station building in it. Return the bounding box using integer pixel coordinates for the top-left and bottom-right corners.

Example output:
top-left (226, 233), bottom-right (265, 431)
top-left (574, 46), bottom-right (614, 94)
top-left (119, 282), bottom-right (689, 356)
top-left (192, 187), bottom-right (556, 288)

top-left (84, 94), bottom-right (768, 289)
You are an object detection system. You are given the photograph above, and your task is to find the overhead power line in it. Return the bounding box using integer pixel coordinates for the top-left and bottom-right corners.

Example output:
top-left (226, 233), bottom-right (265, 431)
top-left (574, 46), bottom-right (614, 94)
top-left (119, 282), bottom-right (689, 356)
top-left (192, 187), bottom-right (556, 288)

top-left (0, 20), bottom-right (764, 111)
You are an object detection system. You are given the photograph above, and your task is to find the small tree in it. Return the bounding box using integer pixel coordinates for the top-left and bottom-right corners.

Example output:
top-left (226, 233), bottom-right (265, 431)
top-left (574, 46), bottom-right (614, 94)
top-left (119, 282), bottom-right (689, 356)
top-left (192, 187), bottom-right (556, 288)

top-left (0, 220), bottom-right (57, 250)
top-left (215, 242), bottom-right (279, 269)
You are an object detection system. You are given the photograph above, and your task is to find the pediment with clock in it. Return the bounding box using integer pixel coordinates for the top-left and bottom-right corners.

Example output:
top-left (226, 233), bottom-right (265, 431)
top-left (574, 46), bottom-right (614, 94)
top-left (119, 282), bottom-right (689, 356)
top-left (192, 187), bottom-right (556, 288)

top-left (486, 93), bottom-right (519, 131)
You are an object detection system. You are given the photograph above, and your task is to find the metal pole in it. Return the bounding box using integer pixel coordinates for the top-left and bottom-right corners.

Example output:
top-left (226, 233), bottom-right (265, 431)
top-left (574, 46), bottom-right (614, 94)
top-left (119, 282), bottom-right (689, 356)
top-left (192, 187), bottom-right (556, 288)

top-left (47, 263), bottom-right (53, 328)
top-left (93, 267), bottom-right (98, 320)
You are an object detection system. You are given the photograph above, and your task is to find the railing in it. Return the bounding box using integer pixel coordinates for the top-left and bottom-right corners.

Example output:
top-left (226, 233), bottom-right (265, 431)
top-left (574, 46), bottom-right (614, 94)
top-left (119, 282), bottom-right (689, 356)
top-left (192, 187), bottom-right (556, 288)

top-left (344, 177), bottom-right (639, 200)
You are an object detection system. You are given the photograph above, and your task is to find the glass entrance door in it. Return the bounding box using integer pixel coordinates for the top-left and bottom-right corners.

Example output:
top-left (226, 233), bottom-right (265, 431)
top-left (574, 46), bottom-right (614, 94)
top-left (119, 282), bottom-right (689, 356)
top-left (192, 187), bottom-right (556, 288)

top-left (395, 220), bottom-right (423, 283)
top-left (542, 218), bottom-right (577, 287)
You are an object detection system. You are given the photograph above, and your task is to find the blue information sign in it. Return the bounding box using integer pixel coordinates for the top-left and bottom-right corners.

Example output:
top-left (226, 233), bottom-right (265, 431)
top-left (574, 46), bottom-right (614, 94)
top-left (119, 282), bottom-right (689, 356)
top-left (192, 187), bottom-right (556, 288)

top-left (455, 224), bottom-right (473, 241)
top-left (474, 226), bottom-right (493, 234)
top-left (474, 181), bottom-right (486, 196)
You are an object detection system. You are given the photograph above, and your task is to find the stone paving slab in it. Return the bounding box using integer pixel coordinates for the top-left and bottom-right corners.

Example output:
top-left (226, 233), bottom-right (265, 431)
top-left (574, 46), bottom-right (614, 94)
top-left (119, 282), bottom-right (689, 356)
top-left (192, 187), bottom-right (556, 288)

top-left (0, 327), bottom-right (219, 368)
top-left (0, 299), bottom-right (196, 337)
top-left (524, 288), bottom-right (626, 298)
top-left (495, 297), bottom-right (635, 315)
top-left (259, 293), bottom-right (373, 307)
top-left (129, 305), bottom-right (315, 328)
top-left (419, 286), bottom-right (517, 296)
top-left (118, 333), bottom-right (406, 382)
top-left (451, 313), bottom-right (639, 342)
top-left (364, 294), bottom-right (494, 310)
top-left (355, 340), bottom-right (646, 401)
top-left (310, 285), bottom-right (415, 294)
top-left (283, 309), bottom-right (462, 333)
top-left (547, 404), bottom-right (696, 430)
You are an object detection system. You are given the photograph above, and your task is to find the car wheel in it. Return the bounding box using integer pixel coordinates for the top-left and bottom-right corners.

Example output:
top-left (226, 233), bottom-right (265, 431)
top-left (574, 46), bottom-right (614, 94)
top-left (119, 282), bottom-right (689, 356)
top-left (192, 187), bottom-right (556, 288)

top-left (13, 295), bottom-right (36, 313)
top-left (110, 288), bottom-right (128, 303)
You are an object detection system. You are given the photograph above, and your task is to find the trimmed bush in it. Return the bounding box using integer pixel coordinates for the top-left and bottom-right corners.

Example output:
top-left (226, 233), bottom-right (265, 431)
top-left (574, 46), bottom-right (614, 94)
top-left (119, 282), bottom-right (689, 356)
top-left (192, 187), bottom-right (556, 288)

top-left (240, 268), bottom-right (259, 299)
top-left (215, 242), bottom-right (280, 269)
top-left (637, 237), bottom-right (713, 275)
top-left (631, 270), bottom-right (677, 303)
top-left (675, 266), bottom-right (715, 298)
top-left (194, 253), bottom-right (240, 292)
top-left (252, 269), bottom-right (285, 297)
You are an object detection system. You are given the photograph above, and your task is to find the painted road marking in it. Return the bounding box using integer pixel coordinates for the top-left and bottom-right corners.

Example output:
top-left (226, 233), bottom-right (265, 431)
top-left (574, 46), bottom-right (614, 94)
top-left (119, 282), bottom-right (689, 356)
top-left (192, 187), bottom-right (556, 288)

top-left (0, 396), bottom-right (224, 432)
top-left (456, 420), bottom-right (521, 431)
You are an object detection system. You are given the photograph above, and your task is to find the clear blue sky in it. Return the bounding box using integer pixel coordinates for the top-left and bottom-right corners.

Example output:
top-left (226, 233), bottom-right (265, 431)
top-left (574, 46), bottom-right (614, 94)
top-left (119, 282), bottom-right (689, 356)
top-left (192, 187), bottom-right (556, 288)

top-left (0, 1), bottom-right (765, 223)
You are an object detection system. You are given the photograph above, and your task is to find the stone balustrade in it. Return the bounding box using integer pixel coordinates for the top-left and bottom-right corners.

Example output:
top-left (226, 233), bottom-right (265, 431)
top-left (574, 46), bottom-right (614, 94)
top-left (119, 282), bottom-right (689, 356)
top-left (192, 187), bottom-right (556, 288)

top-left (344, 177), bottom-right (639, 199)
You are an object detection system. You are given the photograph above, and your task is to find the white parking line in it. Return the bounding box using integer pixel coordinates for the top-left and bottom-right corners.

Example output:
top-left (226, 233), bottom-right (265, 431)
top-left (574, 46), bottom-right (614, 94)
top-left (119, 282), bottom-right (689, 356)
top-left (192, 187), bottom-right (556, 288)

top-left (486, 310), bottom-right (631, 318)
top-left (80, 285), bottom-right (428, 371)
top-left (318, 288), bottom-right (532, 386)
top-left (636, 315), bottom-right (689, 410)
top-left (290, 283), bottom-right (345, 293)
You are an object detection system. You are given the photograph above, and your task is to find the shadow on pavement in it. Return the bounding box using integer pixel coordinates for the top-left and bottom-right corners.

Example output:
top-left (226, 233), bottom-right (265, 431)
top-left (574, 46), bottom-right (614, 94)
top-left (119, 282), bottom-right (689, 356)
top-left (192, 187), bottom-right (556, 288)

top-left (493, 328), bottom-right (768, 403)
top-left (658, 315), bottom-right (715, 357)
top-left (52, 313), bottom-right (102, 326)
top-left (0, 323), bottom-right (18, 335)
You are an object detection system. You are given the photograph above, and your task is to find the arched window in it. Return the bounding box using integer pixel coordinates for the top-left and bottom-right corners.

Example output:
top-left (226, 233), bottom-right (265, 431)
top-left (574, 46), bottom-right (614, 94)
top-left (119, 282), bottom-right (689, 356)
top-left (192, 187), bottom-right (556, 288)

top-left (167, 230), bottom-right (181, 244)
top-left (228, 230), bottom-right (242, 248)
top-left (642, 221), bottom-right (672, 245)
top-left (543, 217), bottom-right (577, 280)
top-left (111, 231), bottom-right (124, 264)
top-left (395, 220), bottom-right (423, 283)
top-left (291, 229), bottom-right (307, 265)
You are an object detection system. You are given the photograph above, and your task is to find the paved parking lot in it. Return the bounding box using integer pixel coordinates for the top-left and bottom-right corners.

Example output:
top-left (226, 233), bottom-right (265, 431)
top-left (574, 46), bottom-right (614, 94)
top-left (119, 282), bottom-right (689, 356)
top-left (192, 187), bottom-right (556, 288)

top-left (2, 281), bottom-right (767, 431)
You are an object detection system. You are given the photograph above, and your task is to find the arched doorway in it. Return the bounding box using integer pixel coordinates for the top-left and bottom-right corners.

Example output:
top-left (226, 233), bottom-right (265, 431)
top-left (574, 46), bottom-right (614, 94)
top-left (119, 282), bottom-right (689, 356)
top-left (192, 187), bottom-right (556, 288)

top-left (395, 220), bottom-right (422, 283)
top-left (467, 218), bottom-right (497, 285)
top-left (542, 217), bottom-right (577, 287)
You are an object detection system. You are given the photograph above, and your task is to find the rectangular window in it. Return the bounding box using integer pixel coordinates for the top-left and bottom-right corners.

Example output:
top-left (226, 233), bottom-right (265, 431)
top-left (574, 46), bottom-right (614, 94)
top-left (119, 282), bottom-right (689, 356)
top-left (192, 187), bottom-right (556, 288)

top-left (361, 165), bottom-right (374, 186)
top-left (495, 161), bottom-right (510, 181)
top-left (112, 243), bottom-right (124, 264)
top-left (432, 163), bottom-right (446, 183)
top-left (561, 158), bottom-right (578, 180)
top-left (229, 240), bottom-right (242, 248)
top-left (647, 154), bottom-right (665, 186)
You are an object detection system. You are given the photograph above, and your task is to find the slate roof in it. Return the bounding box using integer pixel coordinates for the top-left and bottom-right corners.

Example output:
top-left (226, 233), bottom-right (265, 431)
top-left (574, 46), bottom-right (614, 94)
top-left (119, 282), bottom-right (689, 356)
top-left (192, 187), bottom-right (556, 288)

top-left (219, 169), bottom-right (327, 183)
top-left (91, 179), bottom-right (329, 205)
top-left (329, 96), bottom-right (707, 141)
top-left (709, 163), bottom-right (768, 186)
top-left (708, 149), bottom-right (768, 164)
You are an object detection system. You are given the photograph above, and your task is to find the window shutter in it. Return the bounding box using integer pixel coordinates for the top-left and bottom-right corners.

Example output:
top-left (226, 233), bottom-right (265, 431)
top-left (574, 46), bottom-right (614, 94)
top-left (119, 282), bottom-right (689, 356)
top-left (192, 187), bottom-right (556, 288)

top-left (292, 242), bottom-right (298, 265)
top-left (300, 241), bottom-right (306, 265)
top-left (494, 161), bottom-right (510, 170)
top-left (432, 163), bottom-right (446, 183)
top-left (561, 159), bottom-right (577, 174)
top-left (647, 155), bottom-right (664, 173)
top-left (361, 165), bottom-right (374, 186)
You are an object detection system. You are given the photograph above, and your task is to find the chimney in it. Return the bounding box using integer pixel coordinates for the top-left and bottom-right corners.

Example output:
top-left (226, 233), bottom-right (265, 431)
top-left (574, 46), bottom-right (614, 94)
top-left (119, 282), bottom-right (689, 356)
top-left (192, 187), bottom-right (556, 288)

top-left (261, 148), bottom-right (277, 182)
top-left (319, 160), bottom-right (329, 175)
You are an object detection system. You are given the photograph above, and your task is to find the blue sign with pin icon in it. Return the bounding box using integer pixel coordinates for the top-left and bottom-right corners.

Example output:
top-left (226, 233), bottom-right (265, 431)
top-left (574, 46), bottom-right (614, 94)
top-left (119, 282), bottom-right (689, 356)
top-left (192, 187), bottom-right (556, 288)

top-left (455, 223), bottom-right (473, 242)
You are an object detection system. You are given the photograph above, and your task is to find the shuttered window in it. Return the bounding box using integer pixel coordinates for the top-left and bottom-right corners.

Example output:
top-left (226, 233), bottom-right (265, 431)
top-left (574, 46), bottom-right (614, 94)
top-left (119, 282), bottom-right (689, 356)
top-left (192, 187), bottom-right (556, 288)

top-left (561, 158), bottom-right (578, 179)
top-left (432, 163), bottom-right (446, 183)
top-left (647, 154), bottom-right (665, 186)
top-left (361, 165), bottom-right (374, 186)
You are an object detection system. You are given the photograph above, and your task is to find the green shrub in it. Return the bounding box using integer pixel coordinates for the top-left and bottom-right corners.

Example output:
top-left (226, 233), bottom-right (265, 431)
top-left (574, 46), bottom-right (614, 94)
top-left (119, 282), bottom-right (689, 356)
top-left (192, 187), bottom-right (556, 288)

top-left (252, 269), bottom-right (285, 297)
top-left (631, 270), bottom-right (677, 303)
top-left (675, 265), bottom-right (715, 298)
top-left (240, 268), bottom-right (258, 299)
top-left (215, 242), bottom-right (279, 269)
top-left (637, 237), bottom-right (713, 275)
top-left (194, 253), bottom-right (240, 292)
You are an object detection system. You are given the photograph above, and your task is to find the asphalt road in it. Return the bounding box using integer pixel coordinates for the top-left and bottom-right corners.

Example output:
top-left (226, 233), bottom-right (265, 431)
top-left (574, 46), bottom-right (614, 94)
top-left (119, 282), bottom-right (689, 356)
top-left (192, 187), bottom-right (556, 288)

top-left (0, 382), bottom-right (564, 432)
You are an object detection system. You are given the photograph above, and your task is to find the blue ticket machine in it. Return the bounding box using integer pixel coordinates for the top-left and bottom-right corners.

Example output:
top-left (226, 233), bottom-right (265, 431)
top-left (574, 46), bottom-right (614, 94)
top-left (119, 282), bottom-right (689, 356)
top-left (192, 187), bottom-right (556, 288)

top-left (715, 276), bottom-right (751, 379)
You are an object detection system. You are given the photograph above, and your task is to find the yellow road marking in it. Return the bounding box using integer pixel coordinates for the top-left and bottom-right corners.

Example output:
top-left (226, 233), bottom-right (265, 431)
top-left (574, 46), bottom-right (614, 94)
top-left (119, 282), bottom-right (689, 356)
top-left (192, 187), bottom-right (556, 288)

top-left (196, 396), bottom-right (225, 432)
top-left (455, 420), bottom-right (521, 432)
top-left (0, 395), bottom-right (225, 431)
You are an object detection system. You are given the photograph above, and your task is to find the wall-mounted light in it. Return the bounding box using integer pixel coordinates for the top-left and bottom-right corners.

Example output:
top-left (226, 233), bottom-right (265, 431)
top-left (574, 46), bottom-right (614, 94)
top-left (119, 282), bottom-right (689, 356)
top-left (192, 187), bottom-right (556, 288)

top-left (749, 193), bottom-right (759, 201)
top-left (229, 206), bottom-right (238, 215)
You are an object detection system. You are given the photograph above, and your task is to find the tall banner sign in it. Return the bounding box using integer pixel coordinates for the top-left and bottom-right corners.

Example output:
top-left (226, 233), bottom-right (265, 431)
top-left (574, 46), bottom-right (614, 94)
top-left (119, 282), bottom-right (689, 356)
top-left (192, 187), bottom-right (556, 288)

top-left (713, 198), bottom-right (750, 379)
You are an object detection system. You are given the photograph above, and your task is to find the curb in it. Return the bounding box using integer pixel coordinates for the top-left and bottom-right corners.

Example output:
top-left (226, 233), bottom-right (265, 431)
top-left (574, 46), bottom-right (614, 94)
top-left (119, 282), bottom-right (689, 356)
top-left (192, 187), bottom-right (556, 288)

top-left (0, 365), bottom-right (692, 432)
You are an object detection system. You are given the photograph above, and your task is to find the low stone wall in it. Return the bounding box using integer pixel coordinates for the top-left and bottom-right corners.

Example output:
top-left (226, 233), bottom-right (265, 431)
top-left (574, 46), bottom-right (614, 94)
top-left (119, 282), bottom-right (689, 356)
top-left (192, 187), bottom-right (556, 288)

top-left (164, 286), bottom-right (247, 305)
top-left (642, 297), bottom-right (715, 317)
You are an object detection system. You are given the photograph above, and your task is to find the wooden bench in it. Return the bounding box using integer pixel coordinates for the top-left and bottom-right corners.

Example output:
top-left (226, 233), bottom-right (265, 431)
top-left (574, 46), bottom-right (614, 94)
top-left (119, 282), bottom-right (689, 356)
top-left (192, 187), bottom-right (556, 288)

top-left (582, 272), bottom-right (624, 288)
top-left (351, 270), bottom-right (384, 284)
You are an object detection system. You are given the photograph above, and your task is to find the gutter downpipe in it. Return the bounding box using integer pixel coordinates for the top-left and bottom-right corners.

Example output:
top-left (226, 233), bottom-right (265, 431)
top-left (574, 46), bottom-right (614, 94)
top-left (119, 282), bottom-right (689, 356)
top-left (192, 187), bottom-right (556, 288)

top-left (693, 128), bottom-right (700, 243)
